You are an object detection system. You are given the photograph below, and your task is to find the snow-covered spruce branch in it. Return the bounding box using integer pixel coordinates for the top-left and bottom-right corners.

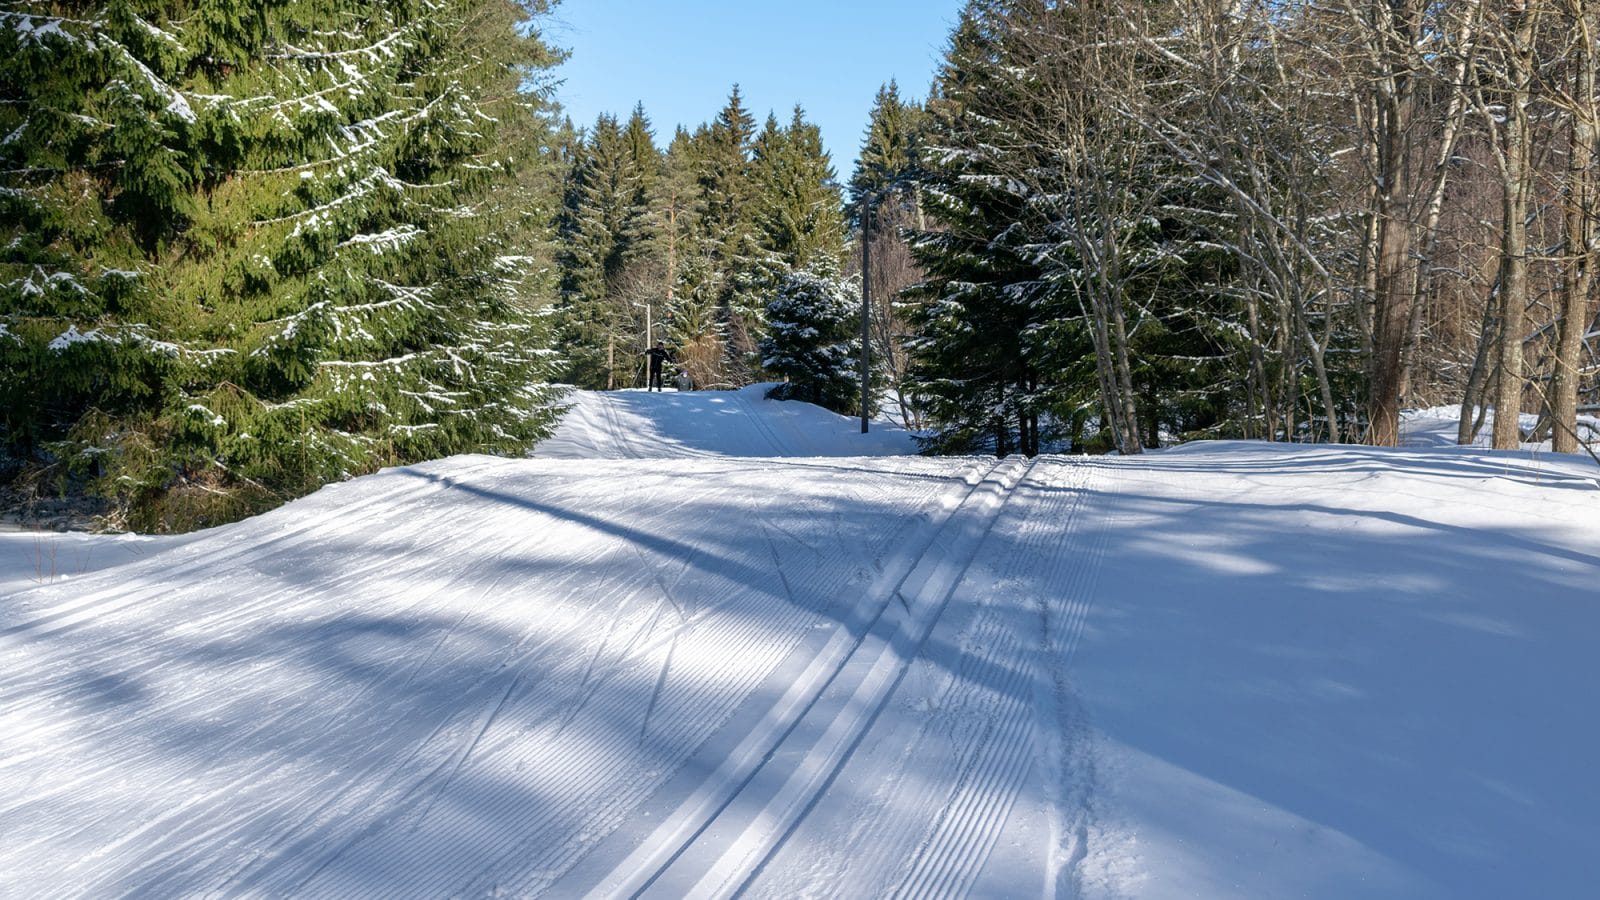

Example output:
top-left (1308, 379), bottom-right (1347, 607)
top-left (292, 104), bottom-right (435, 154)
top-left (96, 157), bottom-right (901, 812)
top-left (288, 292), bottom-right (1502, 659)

top-left (1, 10), bottom-right (98, 47)
top-left (266, 22), bottom-right (421, 62)
top-left (337, 225), bottom-right (422, 255)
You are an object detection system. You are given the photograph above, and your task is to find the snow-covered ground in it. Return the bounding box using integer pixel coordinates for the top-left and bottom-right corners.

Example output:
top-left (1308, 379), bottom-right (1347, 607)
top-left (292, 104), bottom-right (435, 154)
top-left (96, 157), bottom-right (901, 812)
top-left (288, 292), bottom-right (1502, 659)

top-left (2, 396), bottom-right (1596, 898)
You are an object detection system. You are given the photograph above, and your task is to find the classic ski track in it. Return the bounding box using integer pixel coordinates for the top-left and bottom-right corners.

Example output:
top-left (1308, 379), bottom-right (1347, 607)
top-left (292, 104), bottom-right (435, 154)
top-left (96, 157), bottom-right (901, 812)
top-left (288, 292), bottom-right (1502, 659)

top-left (1031, 457), bottom-right (1116, 898)
top-left (556, 458), bottom-right (998, 900)
top-left (742, 456), bottom-right (1103, 899)
top-left (577, 456), bottom-right (1029, 900)
top-left (734, 390), bottom-right (795, 457)
top-left (708, 455), bottom-right (1039, 900)
top-left (431, 466), bottom-right (972, 899)
top-left (894, 457), bottom-right (1107, 898)
top-left (598, 392), bottom-right (644, 459)
top-left (5, 448), bottom-right (992, 897)
top-left (597, 392), bottom-right (726, 460)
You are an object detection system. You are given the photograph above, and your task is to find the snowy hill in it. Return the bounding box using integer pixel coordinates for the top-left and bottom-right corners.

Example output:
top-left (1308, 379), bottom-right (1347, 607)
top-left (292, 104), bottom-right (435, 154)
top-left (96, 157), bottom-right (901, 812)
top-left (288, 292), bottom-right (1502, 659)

top-left (532, 383), bottom-right (919, 459)
top-left (2, 397), bottom-right (1596, 898)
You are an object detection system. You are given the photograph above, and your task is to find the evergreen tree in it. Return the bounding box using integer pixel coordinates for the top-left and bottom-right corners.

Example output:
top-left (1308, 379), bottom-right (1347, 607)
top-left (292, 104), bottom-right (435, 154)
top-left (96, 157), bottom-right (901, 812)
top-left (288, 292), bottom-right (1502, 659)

top-left (554, 106), bottom-right (671, 389)
top-left (904, 1), bottom-right (1055, 456)
top-left (850, 80), bottom-right (931, 430)
top-left (694, 86), bottom-right (765, 380)
top-left (760, 270), bottom-right (863, 413)
top-left (752, 107), bottom-right (847, 275)
top-left (551, 91), bottom-right (851, 394)
top-left (558, 114), bottom-right (641, 387)
top-left (660, 126), bottom-right (724, 389)
top-left (904, 0), bottom-right (1249, 454)
top-left (850, 80), bottom-right (926, 210)
top-left (618, 104), bottom-right (663, 264)
top-left (0, 0), bottom-right (567, 530)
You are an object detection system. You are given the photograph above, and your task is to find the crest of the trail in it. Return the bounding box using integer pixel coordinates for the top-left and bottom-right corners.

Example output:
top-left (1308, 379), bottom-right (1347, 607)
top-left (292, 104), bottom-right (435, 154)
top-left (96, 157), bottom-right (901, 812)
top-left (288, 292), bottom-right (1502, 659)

top-left (532, 386), bottom-right (918, 460)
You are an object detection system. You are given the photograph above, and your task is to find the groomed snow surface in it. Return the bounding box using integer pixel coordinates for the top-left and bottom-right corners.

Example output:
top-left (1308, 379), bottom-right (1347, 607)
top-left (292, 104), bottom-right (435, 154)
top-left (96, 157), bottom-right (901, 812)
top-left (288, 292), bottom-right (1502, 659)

top-left (3, 385), bottom-right (1596, 898)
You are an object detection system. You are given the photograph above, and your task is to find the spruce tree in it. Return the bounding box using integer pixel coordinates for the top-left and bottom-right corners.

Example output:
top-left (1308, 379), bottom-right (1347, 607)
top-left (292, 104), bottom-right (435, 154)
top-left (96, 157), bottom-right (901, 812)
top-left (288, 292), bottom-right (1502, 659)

top-left (850, 80), bottom-right (926, 209)
top-left (760, 270), bottom-right (863, 413)
top-left (850, 80), bottom-right (931, 431)
top-left (558, 114), bottom-right (635, 388)
top-left (555, 106), bottom-right (671, 389)
top-left (904, 0), bottom-right (1054, 456)
top-left (694, 86), bottom-right (765, 381)
top-left (0, 0), bottom-right (567, 530)
top-left (660, 126), bottom-right (723, 389)
top-left (752, 107), bottom-right (846, 275)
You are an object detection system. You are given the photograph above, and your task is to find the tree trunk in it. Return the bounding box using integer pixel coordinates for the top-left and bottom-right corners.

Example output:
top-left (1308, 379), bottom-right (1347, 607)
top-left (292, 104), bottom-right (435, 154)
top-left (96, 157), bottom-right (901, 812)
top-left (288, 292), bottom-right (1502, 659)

top-left (1368, 82), bottom-right (1415, 446)
top-left (1458, 293), bottom-right (1497, 445)
top-left (1492, 2), bottom-right (1537, 450)
top-left (1550, 1), bottom-right (1596, 454)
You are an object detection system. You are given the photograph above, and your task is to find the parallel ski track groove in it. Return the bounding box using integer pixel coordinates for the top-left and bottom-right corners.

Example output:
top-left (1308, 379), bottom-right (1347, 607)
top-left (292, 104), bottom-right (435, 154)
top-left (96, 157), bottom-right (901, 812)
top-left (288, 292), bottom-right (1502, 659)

top-left (282, 466), bottom-right (950, 898)
top-left (734, 390), bottom-right (795, 457)
top-left (741, 456), bottom-right (1104, 899)
top-left (721, 456), bottom-right (1038, 900)
top-left (586, 457), bottom-right (1031, 900)
top-left (566, 458), bottom-right (999, 900)
top-left (440, 468), bottom-right (963, 898)
top-left (891, 458), bottom-right (1103, 898)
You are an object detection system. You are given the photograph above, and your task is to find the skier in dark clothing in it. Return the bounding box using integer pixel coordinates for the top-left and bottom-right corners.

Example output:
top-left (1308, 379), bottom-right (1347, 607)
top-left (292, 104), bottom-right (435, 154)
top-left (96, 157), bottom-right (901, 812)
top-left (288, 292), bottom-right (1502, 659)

top-left (644, 341), bottom-right (671, 392)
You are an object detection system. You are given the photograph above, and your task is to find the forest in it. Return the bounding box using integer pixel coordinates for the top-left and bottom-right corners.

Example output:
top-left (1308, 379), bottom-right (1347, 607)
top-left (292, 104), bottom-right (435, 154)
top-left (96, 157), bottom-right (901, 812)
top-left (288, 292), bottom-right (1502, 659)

top-left (4, 0), bottom-right (1599, 529)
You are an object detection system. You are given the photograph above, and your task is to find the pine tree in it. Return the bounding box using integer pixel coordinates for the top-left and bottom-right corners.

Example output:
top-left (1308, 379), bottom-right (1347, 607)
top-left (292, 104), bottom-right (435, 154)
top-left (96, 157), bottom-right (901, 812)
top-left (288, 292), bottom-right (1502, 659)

top-left (0, 0), bottom-right (567, 530)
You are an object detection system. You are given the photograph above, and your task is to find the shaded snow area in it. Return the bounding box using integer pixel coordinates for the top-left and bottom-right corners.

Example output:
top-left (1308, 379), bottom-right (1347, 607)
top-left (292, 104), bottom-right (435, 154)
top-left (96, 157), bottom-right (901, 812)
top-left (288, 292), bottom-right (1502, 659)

top-left (2, 396), bottom-right (1597, 898)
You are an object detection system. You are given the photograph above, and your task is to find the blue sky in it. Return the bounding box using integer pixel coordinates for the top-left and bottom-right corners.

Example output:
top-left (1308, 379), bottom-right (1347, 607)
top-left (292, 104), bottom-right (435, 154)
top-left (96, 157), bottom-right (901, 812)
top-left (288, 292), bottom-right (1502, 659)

top-left (542, 1), bottom-right (965, 171)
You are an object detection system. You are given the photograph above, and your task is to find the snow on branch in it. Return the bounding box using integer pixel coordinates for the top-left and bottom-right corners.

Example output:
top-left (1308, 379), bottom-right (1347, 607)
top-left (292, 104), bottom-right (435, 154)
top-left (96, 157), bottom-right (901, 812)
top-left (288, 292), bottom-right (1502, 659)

top-left (101, 35), bottom-right (196, 122)
top-left (2, 10), bottom-right (96, 47)
top-left (338, 224), bottom-right (422, 255)
top-left (8, 268), bottom-right (87, 297)
top-left (264, 166), bottom-right (407, 229)
top-left (267, 23), bottom-right (420, 62)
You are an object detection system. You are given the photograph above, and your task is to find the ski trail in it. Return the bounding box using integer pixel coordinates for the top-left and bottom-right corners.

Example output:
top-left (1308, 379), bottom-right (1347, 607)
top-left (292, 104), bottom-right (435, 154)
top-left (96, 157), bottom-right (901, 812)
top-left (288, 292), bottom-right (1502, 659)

top-left (0, 471), bottom-right (549, 770)
top-left (735, 388), bottom-right (795, 457)
top-left (739, 456), bottom-right (1106, 900)
top-left (0, 458), bottom-right (506, 649)
top-left (271, 464), bottom-right (958, 899)
top-left (578, 457), bottom-right (1032, 900)
top-left (599, 393), bottom-right (644, 459)
top-left (1028, 457), bottom-right (1116, 899)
